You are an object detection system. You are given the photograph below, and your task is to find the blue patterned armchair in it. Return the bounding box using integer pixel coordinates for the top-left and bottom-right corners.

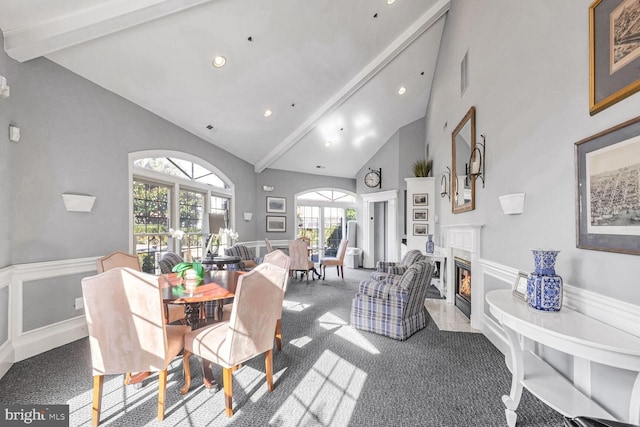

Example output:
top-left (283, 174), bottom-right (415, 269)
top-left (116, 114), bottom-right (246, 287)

top-left (351, 260), bottom-right (435, 340)
top-left (371, 249), bottom-right (425, 281)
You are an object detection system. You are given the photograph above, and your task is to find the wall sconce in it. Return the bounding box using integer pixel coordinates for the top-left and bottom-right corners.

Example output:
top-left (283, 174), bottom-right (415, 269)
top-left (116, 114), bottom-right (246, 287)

top-left (468, 134), bottom-right (486, 188)
top-left (8, 125), bottom-right (20, 142)
top-left (243, 212), bottom-right (253, 221)
top-left (499, 193), bottom-right (526, 215)
top-left (62, 193), bottom-right (96, 212)
top-left (262, 185), bottom-right (274, 192)
top-left (440, 166), bottom-right (451, 201)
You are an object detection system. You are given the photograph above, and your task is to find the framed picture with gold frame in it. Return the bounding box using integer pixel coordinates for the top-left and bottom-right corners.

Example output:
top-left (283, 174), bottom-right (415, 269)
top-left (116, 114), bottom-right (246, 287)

top-left (589, 0), bottom-right (640, 115)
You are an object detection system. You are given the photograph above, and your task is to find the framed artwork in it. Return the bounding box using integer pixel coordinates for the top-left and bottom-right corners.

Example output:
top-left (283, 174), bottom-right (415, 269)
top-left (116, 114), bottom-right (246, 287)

top-left (413, 193), bottom-right (428, 206)
top-left (589, 0), bottom-right (640, 115)
top-left (575, 116), bottom-right (640, 254)
top-left (266, 216), bottom-right (286, 232)
top-left (413, 223), bottom-right (428, 236)
top-left (413, 209), bottom-right (428, 221)
top-left (266, 196), bottom-right (286, 213)
top-left (512, 272), bottom-right (529, 301)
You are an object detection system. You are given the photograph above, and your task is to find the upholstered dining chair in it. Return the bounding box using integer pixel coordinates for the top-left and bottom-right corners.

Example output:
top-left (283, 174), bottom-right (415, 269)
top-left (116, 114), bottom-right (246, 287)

top-left (181, 263), bottom-right (287, 417)
top-left (97, 251), bottom-right (185, 325)
top-left (263, 250), bottom-right (291, 350)
top-left (319, 239), bottom-right (348, 280)
top-left (82, 267), bottom-right (190, 426)
top-left (264, 238), bottom-right (274, 254)
top-left (288, 239), bottom-right (315, 283)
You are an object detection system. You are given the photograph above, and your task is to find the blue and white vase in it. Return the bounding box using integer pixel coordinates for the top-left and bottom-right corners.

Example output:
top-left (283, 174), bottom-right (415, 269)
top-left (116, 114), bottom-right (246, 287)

top-left (527, 249), bottom-right (563, 312)
top-left (426, 235), bottom-right (434, 254)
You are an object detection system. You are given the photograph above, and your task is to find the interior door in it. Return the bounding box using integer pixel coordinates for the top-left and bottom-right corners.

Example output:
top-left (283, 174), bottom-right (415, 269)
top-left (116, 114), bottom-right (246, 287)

top-left (373, 201), bottom-right (387, 264)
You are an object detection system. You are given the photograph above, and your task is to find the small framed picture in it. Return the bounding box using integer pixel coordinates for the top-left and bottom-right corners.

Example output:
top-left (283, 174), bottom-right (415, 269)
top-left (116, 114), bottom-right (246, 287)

top-left (266, 196), bottom-right (286, 213)
top-left (266, 215), bottom-right (286, 232)
top-left (512, 272), bottom-right (529, 301)
top-left (413, 209), bottom-right (428, 221)
top-left (413, 223), bottom-right (428, 236)
top-left (413, 193), bottom-right (428, 206)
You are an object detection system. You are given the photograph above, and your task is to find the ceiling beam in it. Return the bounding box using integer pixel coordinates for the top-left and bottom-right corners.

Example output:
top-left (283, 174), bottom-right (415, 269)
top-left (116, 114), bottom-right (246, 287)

top-left (2, 0), bottom-right (212, 62)
top-left (254, 0), bottom-right (450, 174)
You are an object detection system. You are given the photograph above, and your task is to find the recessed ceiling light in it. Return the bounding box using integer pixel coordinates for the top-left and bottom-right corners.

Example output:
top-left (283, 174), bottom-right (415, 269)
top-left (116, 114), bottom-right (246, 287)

top-left (325, 141), bottom-right (332, 147)
top-left (264, 109), bottom-right (273, 118)
top-left (212, 56), bottom-right (226, 68)
top-left (398, 86), bottom-right (407, 95)
top-left (206, 124), bottom-right (213, 130)
top-left (387, 0), bottom-right (396, 4)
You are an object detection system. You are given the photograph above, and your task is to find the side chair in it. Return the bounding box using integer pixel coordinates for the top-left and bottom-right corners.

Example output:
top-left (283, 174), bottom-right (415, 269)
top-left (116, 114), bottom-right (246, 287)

top-left (97, 251), bottom-right (185, 325)
top-left (264, 250), bottom-right (291, 350)
top-left (288, 239), bottom-right (315, 283)
top-left (319, 239), bottom-right (348, 280)
top-left (81, 268), bottom-right (190, 426)
top-left (181, 263), bottom-right (288, 417)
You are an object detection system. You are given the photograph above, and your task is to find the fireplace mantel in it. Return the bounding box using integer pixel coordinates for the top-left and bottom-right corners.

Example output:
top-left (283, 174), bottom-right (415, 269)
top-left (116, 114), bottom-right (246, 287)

top-left (441, 224), bottom-right (483, 327)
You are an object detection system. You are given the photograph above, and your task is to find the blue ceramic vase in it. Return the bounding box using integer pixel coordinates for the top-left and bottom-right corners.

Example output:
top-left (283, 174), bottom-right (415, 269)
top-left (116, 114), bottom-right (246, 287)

top-left (426, 235), bottom-right (434, 254)
top-left (527, 249), bottom-right (563, 311)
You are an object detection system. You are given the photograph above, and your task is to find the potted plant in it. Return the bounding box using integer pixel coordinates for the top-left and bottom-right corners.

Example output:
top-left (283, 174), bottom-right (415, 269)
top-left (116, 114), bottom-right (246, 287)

top-left (172, 261), bottom-right (205, 286)
top-left (412, 159), bottom-right (432, 177)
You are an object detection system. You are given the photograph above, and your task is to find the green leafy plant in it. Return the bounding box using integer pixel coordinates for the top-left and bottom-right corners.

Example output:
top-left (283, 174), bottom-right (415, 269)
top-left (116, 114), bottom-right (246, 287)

top-left (412, 159), bottom-right (432, 177)
top-left (172, 261), bottom-right (205, 280)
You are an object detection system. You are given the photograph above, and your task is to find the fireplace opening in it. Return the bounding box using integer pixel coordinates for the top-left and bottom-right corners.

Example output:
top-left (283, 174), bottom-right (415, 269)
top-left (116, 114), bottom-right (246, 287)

top-left (454, 257), bottom-right (471, 318)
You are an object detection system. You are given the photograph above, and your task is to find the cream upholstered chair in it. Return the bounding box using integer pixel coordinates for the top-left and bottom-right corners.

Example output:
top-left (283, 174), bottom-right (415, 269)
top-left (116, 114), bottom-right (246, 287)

top-left (181, 263), bottom-right (287, 417)
top-left (264, 238), bottom-right (274, 253)
top-left (288, 239), bottom-right (315, 283)
top-left (220, 250), bottom-right (290, 350)
top-left (96, 251), bottom-right (140, 273)
top-left (82, 268), bottom-right (190, 426)
top-left (319, 239), bottom-right (348, 280)
top-left (263, 250), bottom-right (291, 350)
top-left (97, 251), bottom-right (185, 325)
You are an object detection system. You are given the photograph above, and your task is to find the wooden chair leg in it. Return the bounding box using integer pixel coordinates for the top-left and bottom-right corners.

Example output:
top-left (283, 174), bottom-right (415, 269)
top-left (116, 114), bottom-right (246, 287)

top-left (92, 375), bottom-right (104, 427)
top-left (275, 318), bottom-right (282, 351)
top-left (223, 367), bottom-right (234, 417)
top-left (180, 350), bottom-right (192, 395)
top-left (157, 369), bottom-right (167, 421)
top-left (265, 349), bottom-right (274, 392)
top-left (321, 264), bottom-right (326, 280)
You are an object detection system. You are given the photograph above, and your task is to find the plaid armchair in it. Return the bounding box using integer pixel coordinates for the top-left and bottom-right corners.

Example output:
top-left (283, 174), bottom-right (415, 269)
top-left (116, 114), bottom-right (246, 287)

top-left (224, 244), bottom-right (258, 271)
top-left (351, 260), bottom-right (434, 340)
top-left (371, 249), bottom-right (425, 281)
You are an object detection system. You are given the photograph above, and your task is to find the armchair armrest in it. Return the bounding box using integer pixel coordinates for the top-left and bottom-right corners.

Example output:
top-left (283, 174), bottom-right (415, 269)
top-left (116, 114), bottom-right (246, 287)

top-left (358, 276), bottom-right (407, 300)
top-left (376, 261), bottom-right (400, 272)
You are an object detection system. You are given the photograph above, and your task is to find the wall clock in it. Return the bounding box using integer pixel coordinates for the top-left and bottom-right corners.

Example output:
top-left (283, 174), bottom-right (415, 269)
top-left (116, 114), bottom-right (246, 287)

top-left (364, 168), bottom-right (381, 188)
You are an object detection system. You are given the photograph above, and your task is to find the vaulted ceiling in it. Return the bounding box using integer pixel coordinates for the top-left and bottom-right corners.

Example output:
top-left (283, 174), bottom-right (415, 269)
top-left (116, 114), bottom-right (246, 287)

top-left (0, 0), bottom-right (449, 178)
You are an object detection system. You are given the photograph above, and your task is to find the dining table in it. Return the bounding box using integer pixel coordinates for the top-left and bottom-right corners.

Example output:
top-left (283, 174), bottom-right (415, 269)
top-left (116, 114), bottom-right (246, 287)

top-left (160, 270), bottom-right (244, 389)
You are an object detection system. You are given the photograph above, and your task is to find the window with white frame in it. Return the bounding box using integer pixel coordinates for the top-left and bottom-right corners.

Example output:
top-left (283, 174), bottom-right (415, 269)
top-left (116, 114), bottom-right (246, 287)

top-left (132, 155), bottom-right (233, 273)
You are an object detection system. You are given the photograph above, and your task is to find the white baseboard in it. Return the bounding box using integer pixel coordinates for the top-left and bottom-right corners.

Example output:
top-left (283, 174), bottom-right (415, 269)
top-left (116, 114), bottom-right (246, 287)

top-left (13, 316), bottom-right (88, 362)
top-left (0, 341), bottom-right (14, 379)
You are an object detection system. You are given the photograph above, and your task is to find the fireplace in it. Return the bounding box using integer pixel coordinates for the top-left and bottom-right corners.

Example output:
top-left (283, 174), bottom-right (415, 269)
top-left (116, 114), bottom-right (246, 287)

top-left (454, 257), bottom-right (471, 318)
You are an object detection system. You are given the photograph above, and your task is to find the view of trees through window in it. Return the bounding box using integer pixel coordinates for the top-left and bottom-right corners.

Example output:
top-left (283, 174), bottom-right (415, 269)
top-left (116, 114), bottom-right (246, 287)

top-left (132, 156), bottom-right (232, 273)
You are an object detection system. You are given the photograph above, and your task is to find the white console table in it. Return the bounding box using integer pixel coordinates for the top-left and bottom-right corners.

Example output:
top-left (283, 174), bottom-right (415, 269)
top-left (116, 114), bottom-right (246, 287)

top-left (486, 290), bottom-right (640, 427)
top-left (424, 250), bottom-right (447, 298)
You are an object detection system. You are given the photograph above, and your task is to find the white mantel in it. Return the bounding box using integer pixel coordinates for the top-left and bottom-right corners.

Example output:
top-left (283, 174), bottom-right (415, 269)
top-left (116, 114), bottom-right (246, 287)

top-left (441, 224), bottom-right (483, 328)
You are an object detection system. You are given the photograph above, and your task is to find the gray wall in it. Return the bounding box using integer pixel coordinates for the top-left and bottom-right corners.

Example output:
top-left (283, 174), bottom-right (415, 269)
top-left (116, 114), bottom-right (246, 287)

top-left (426, 0), bottom-right (640, 303)
top-left (256, 168), bottom-right (356, 240)
top-left (0, 37), bottom-right (13, 268)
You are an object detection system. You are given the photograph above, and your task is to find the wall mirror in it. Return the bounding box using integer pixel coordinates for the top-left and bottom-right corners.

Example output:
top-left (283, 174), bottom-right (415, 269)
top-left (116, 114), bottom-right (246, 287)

top-left (452, 106), bottom-right (476, 213)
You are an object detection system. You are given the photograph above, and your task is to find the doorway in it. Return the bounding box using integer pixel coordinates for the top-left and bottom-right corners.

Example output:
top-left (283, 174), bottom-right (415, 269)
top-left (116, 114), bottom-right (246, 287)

top-left (373, 201), bottom-right (387, 265)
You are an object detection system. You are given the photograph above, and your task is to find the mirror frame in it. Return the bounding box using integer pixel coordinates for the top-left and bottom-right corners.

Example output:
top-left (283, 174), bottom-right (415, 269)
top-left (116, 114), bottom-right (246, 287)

top-left (451, 106), bottom-right (476, 214)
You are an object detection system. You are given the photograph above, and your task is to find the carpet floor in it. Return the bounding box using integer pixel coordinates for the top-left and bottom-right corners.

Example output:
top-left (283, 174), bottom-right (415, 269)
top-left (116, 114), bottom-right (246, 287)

top-left (0, 268), bottom-right (564, 426)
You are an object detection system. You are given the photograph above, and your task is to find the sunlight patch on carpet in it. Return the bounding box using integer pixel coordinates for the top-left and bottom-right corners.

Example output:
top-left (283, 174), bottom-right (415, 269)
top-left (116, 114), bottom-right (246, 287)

top-left (283, 300), bottom-right (311, 312)
top-left (318, 311), bottom-right (379, 354)
top-left (269, 349), bottom-right (366, 426)
top-left (290, 336), bottom-right (312, 348)
top-left (318, 311), bottom-right (347, 330)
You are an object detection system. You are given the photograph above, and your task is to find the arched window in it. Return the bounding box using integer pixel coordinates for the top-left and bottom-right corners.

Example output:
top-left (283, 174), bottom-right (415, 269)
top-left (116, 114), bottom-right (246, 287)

top-left (129, 152), bottom-right (234, 273)
top-left (296, 189), bottom-right (356, 260)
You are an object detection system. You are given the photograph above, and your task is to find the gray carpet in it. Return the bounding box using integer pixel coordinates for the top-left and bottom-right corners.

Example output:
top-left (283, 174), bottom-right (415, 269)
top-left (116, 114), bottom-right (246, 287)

top-left (0, 268), bottom-right (563, 426)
